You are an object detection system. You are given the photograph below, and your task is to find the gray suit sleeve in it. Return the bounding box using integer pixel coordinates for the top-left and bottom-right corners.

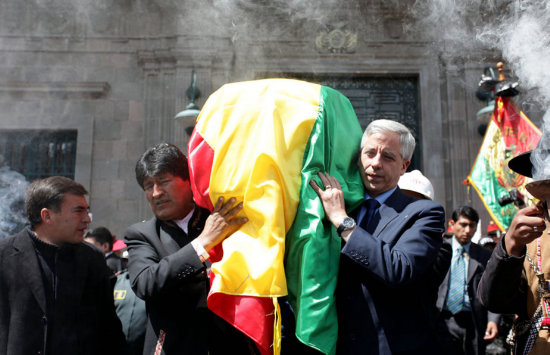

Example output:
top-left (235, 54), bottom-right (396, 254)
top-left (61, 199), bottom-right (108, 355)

top-left (124, 224), bottom-right (206, 300)
top-left (488, 311), bottom-right (501, 324)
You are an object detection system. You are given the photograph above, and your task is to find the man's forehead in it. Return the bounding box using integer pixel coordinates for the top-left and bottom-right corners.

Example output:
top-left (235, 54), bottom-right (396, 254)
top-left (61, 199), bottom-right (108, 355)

top-left (456, 216), bottom-right (477, 225)
top-left (61, 193), bottom-right (89, 208)
top-left (144, 172), bottom-right (175, 182)
top-left (364, 132), bottom-right (401, 151)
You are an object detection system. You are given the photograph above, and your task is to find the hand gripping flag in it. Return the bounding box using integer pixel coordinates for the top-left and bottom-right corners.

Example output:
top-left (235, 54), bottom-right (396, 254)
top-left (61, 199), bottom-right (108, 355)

top-left (467, 96), bottom-right (541, 230)
top-left (187, 79), bottom-right (364, 354)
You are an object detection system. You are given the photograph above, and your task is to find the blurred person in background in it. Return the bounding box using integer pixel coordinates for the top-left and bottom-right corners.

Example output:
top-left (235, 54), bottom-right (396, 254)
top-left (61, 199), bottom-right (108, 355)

top-left (0, 176), bottom-right (127, 354)
top-left (437, 206), bottom-right (499, 355)
top-left (85, 226), bottom-right (125, 275)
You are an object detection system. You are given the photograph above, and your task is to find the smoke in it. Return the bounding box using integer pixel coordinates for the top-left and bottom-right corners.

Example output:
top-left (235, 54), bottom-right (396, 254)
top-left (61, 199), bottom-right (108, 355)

top-left (10, 0), bottom-right (550, 176)
top-left (181, 0), bottom-right (346, 44)
top-left (0, 166), bottom-right (29, 238)
top-left (487, 2), bottom-right (550, 180)
top-left (408, 0), bottom-right (550, 179)
top-left (500, 3), bottom-right (550, 180)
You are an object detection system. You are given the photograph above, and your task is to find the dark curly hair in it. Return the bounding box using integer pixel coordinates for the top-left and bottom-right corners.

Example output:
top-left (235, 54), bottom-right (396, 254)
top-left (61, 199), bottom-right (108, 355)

top-left (135, 143), bottom-right (189, 189)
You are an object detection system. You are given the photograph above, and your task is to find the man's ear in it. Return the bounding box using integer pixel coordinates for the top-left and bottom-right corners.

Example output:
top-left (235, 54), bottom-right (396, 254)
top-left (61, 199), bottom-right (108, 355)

top-left (40, 208), bottom-right (51, 224)
top-left (101, 243), bottom-right (110, 254)
top-left (401, 160), bottom-right (411, 174)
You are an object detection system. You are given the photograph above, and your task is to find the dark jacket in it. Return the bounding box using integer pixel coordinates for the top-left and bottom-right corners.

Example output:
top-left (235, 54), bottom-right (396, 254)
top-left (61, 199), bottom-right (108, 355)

top-left (436, 239), bottom-right (500, 354)
top-left (0, 228), bottom-right (127, 355)
top-left (106, 252), bottom-right (125, 274)
top-left (337, 188), bottom-right (445, 354)
top-left (124, 207), bottom-right (253, 355)
top-left (478, 237), bottom-right (550, 354)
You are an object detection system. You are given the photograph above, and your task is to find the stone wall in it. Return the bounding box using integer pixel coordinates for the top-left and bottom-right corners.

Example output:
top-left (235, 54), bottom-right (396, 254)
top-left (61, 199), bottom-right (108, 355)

top-left (1, 0), bottom-right (534, 236)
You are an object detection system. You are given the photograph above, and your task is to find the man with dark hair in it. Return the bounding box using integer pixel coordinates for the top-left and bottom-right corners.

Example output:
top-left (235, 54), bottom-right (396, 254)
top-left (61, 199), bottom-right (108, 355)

top-left (134, 142), bottom-right (190, 188)
top-left (436, 206), bottom-right (499, 355)
top-left (85, 226), bottom-right (125, 274)
top-left (310, 119), bottom-right (445, 354)
top-left (0, 176), bottom-right (127, 355)
top-left (124, 143), bottom-right (252, 354)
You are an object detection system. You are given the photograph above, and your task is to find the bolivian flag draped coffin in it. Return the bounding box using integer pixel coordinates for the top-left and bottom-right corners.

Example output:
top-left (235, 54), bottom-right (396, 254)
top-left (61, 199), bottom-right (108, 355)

top-left (187, 79), bottom-right (364, 355)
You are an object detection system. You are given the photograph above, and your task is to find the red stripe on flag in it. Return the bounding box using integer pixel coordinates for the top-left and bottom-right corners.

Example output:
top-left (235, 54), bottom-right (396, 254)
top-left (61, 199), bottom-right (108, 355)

top-left (188, 128), bottom-right (274, 354)
top-left (493, 97), bottom-right (540, 150)
top-left (207, 243), bottom-right (274, 353)
top-left (187, 129), bottom-right (215, 211)
top-left (207, 286), bottom-right (274, 355)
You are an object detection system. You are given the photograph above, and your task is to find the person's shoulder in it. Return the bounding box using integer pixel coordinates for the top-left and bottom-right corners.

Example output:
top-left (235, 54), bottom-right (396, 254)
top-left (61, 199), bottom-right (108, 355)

top-left (399, 192), bottom-right (444, 213)
top-left (126, 217), bottom-right (157, 232)
top-left (0, 235), bottom-right (16, 253)
top-left (68, 241), bottom-right (108, 270)
top-left (0, 233), bottom-right (17, 247)
top-left (0, 228), bottom-right (29, 250)
top-left (470, 242), bottom-right (492, 259)
top-left (124, 217), bottom-right (158, 241)
top-left (78, 240), bottom-right (106, 259)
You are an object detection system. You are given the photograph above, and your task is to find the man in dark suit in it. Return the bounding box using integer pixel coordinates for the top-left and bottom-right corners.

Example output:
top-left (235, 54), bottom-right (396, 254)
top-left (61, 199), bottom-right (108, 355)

top-left (436, 206), bottom-right (499, 355)
top-left (85, 226), bottom-right (125, 274)
top-left (0, 176), bottom-right (127, 355)
top-left (311, 119), bottom-right (445, 354)
top-left (124, 143), bottom-right (252, 355)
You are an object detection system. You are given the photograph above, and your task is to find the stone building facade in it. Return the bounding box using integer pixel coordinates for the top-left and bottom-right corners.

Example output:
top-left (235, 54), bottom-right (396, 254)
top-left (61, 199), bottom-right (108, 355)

top-left (0, 0), bottom-right (538, 236)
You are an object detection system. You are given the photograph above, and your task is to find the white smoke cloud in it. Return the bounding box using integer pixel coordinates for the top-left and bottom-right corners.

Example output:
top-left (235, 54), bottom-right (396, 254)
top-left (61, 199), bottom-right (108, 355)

top-left (408, 0), bottom-right (550, 179)
top-left (0, 166), bottom-right (28, 238)
top-left (19, 0), bottom-right (550, 177)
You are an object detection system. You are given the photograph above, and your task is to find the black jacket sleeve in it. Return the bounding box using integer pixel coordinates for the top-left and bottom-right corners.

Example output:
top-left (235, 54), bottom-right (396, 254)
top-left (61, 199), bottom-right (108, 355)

top-left (477, 237), bottom-right (528, 315)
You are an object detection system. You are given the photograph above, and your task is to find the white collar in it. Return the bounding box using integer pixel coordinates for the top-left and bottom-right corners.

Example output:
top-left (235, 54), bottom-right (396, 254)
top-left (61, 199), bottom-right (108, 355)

top-left (174, 208), bottom-right (195, 234)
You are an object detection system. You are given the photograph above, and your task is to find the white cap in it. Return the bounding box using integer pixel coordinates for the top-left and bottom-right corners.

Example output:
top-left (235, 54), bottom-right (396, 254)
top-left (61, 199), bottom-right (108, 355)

top-left (479, 237), bottom-right (496, 246)
top-left (398, 170), bottom-right (435, 200)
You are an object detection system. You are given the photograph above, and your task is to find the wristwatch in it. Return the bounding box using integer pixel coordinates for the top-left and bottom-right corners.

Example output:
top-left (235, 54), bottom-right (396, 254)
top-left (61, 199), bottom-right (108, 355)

top-left (337, 217), bottom-right (356, 236)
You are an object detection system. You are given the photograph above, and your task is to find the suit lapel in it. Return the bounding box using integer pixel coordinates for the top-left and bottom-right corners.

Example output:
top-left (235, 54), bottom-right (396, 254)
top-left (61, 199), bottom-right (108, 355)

top-left (372, 188), bottom-right (411, 238)
top-left (158, 207), bottom-right (205, 254)
top-left (159, 223), bottom-right (184, 255)
top-left (436, 239), bottom-right (453, 310)
top-left (14, 231), bottom-right (47, 313)
top-left (373, 205), bottom-right (399, 237)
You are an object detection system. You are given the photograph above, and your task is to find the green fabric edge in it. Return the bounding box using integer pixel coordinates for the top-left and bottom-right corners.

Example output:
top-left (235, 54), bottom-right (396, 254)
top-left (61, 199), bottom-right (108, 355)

top-left (284, 85), bottom-right (364, 355)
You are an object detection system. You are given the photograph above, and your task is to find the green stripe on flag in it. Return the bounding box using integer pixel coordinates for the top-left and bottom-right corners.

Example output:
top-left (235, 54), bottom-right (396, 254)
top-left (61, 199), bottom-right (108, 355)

top-left (285, 86), bottom-right (364, 355)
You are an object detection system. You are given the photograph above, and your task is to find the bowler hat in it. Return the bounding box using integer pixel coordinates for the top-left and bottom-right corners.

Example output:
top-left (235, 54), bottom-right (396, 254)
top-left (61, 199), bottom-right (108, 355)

top-left (508, 151), bottom-right (533, 178)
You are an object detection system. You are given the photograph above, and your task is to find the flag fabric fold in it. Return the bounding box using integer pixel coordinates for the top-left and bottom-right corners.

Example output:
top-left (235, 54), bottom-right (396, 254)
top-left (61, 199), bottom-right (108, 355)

top-left (187, 78), bottom-right (363, 354)
top-left (467, 96), bottom-right (541, 230)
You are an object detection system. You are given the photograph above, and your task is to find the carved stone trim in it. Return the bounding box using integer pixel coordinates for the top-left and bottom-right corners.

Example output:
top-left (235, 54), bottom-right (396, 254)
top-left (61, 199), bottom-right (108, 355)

top-left (315, 27), bottom-right (357, 54)
top-left (137, 50), bottom-right (177, 69)
top-left (0, 81), bottom-right (110, 99)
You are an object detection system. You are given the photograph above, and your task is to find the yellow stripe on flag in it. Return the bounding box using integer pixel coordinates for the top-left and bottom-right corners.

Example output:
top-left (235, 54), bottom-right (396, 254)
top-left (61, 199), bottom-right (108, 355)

top-left (195, 79), bottom-right (321, 297)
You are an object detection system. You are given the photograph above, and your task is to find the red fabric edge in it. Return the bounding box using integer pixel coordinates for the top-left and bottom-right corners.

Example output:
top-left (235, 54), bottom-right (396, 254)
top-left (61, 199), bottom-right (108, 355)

top-left (188, 128), bottom-right (274, 354)
top-left (208, 283), bottom-right (274, 355)
top-left (187, 129), bottom-right (215, 211)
